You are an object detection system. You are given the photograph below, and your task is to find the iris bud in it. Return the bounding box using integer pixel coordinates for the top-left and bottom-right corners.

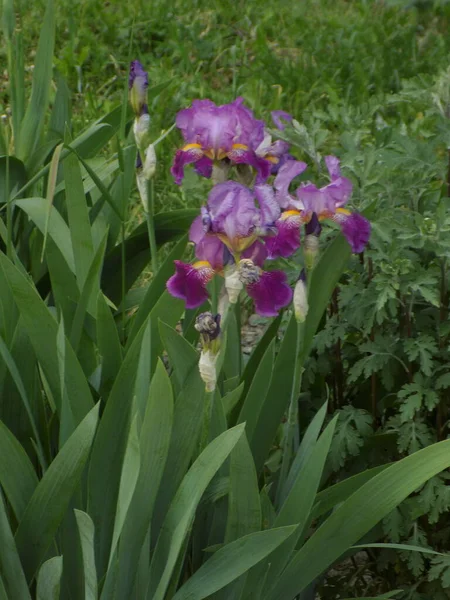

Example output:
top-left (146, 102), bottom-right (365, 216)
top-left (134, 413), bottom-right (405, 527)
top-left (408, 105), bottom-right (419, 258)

top-left (129, 60), bottom-right (148, 118)
top-left (293, 271), bottom-right (308, 323)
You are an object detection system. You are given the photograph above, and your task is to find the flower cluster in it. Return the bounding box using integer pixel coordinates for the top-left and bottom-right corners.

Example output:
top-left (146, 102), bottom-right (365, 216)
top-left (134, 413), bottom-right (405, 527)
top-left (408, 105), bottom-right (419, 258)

top-left (164, 97), bottom-right (371, 317)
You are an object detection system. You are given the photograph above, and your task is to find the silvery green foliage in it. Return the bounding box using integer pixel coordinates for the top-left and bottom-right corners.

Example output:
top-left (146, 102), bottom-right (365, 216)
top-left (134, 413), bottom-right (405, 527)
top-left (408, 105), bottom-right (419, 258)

top-left (298, 68), bottom-right (450, 596)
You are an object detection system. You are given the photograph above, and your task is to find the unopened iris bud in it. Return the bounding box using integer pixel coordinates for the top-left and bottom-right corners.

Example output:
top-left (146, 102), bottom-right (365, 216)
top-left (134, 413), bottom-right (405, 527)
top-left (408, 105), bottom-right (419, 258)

top-left (199, 350), bottom-right (219, 392)
top-left (133, 113), bottom-right (151, 149)
top-left (195, 312), bottom-right (221, 391)
top-left (143, 144), bottom-right (157, 180)
top-left (224, 267), bottom-right (244, 304)
top-left (304, 212), bottom-right (321, 270)
top-left (129, 60), bottom-right (149, 118)
top-left (293, 270), bottom-right (308, 323)
top-left (195, 312), bottom-right (221, 349)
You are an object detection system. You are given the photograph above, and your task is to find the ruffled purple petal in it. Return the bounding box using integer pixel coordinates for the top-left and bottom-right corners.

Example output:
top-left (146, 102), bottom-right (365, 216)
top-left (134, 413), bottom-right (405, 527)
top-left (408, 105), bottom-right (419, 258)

top-left (296, 183), bottom-right (334, 217)
top-left (254, 184), bottom-right (281, 227)
top-left (174, 98), bottom-right (265, 157)
top-left (166, 261), bottom-right (212, 308)
top-left (232, 97), bottom-right (266, 150)
top-left (207, 181), bottom-right (258, 240)
top-left (265, 215), bottom-right (302, 259)
top-left (171, 147), bottom-right (204, 185)
top-left (271, 110), bottom-right (293, 131)
top-left (334, 211), bottom-right (371, 253)
top-left (246, 270), bottom-right (293, 317)
top-left (176, 99), bottom-right (216, 143)
top-left (275, 160), bottom-right (307, 208)
top-left (242, 241), bottom-right (268, 267)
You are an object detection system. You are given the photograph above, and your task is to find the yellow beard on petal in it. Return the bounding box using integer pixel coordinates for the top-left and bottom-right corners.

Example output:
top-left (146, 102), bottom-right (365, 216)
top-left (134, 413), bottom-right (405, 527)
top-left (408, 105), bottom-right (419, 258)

top-left (280, 209), bottom-right (302, 221)
top-left (182, 143), bottom-right (202, 153)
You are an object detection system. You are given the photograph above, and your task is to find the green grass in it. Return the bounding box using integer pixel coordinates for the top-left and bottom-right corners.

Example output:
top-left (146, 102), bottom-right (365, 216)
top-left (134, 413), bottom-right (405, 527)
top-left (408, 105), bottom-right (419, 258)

top-left (2, 0), bottom-right (450, 215)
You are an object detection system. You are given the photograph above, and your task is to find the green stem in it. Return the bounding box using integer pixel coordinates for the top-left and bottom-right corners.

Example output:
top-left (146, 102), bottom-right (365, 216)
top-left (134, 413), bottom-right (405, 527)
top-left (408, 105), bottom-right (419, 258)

top-left (121, 221), bottom-right (126, 340)
top-left (276, 319), bottom-right (304, 509)
top-left (146, 178), bottom-right (159, 274)
top-left (6, 152), bottom-right (12, 260)
top-left (200, 389), bottom-right (216, 452)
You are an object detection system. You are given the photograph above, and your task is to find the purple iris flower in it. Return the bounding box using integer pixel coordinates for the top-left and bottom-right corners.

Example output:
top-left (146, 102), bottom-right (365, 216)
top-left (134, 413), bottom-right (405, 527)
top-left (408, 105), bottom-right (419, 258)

top-left (296, 156), bottom-right (371, 253)
top-left (194, 181), bottom-right (281, 254)
top-left (171, 98), bottom-right (273, 185)
top-left (166, 181), bottom-right (292, 317)
top-left (129, 60), bottom-right (149, 117)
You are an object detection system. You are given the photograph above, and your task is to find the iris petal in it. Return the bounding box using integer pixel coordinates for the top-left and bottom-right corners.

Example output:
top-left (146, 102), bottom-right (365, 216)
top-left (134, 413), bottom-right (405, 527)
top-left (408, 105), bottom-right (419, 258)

top-left (333, 211), bottom-right (371, 253)
top-left (166, 260), bottom-right (213, 308)
top-left (246, 270), bottom-right (293, 317)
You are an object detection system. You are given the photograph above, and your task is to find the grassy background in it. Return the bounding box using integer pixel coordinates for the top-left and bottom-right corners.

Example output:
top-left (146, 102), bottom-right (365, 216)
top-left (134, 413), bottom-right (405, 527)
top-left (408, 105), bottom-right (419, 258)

top-left (2, 0), bottom-right (450, 213)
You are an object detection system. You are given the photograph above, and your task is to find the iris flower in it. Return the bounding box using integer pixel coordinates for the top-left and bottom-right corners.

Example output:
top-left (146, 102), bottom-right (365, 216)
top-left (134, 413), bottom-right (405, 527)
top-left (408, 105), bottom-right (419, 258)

top-left (171, 98), bottom-right (286, 185)
top-left (166, 181), bottom-right (293, 316)
top-left (274, 156), bottom-right (371, 254)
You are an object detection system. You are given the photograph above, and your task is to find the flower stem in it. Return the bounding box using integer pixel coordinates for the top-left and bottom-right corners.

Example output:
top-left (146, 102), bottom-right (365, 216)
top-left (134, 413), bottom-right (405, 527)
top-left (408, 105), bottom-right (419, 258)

top-left (146, 178), bottom-right (159, 274)
top-left (199, 389), bottom-right (216, 452)
top-left (276, 319), bottom-right (304, 508)
top-left (121, 221), bottom-right (127, 341)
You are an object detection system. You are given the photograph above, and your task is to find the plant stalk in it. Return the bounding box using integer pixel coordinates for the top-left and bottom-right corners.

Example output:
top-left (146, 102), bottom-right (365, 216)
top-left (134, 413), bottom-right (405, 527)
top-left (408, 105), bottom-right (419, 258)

top-left (145, 178), bottom-right (159, 274)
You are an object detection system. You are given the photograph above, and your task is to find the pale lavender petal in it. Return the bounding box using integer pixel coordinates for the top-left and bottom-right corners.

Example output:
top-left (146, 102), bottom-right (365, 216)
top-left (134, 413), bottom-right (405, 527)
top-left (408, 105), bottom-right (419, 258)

top-left (195, 235), bottom-right (225, 270)
top-left (325, 177), bottom-right (353, 208)
top-left (266, 215), bottom-right (301, 259)
top-left (324, 155), bottom-right (352, 207)
top-left (232, 97), bottom-right (266, 150)
top-left (207, 182), bottom-right (257, 239)
top-left (189, 215), bottom-right (205, 243)
top-left (175, 99), bottom-right (216, 143)
top-left (275, 160), bottom-right (307, 208)
top-left (171, 147), bottom-right (203, 185)
top-left (324, 155), bottom-right (341, 179)
top-left (166, 260), bottom-right (212, 308)
top-left (242, 241), bottom-right (268, 267)
top-left (271, 110), bottom-right (293, 131)
top-left (246, 270), bottom-right (293, 317)
top-left (296, 183), bottom-right (333, 216)
top-left (254, 184), bottom-right (281, 227)
top-left (267, 139), bottom-right (290, 159)
top-left (334, 212), bottom-right (371, 253)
